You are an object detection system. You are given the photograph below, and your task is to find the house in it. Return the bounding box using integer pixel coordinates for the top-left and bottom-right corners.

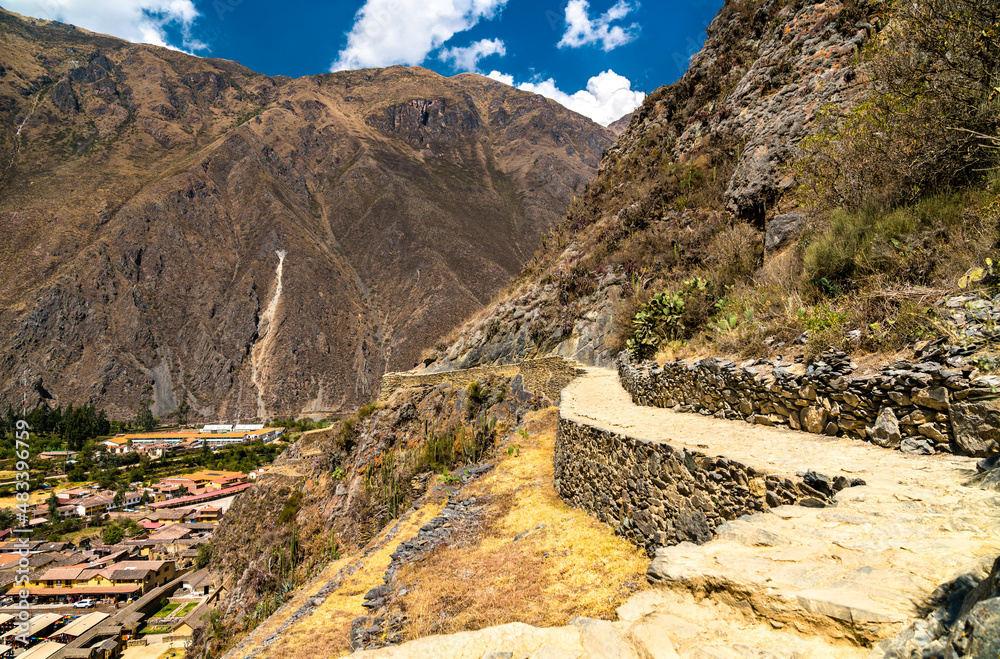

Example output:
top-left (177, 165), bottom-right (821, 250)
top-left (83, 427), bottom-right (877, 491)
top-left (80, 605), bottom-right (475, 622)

top-left (199, 424), bottom-right (234, 433)
top-left (119, 491), bottom-right (142, 509)
top-left (143, 509), bottom-right (192, 523)
top-left (181, 569), bottom-right (218, 597)
top-left (191, 506), bottom-right (222, 523)
top-left (14, 560), bottom-right (176, 600)
top-left (98, 436), bottom-right (131, 455)
top-left (89, 638), bottom-right (119, 659)
top-left (75, 495), bottom-right (114, 518)
top-left (167, 601), bottom-right (209, 640)
top-left (57, 487), bottom-right (91, 504)
top-left (162, 470), bottom-right (245, 491)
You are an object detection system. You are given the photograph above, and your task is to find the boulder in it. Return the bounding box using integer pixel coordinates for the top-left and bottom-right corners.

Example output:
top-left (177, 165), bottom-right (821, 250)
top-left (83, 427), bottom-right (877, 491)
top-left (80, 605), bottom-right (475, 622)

top-left (867, 407), bottom-right (901, 448)
top-left (900, 437), bottom-right (934, 455)
top-left (944, 556), bottom-right (1000, 658)
top-left (945, 598), bottom-right (1000, 658)
top-left (765, 211), bottom-right (806, 253)
top-left (912, 386), bottom-right (950, 411)
top-left (949, 399), bottom-right (1000, 457)
top-left (801, 405), bottom-right (828, 434)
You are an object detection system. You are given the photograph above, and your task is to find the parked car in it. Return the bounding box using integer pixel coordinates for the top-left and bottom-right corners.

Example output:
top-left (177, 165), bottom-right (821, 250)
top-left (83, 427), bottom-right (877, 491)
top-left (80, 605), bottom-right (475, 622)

top-left (73, 599), bottom-right (94, 608)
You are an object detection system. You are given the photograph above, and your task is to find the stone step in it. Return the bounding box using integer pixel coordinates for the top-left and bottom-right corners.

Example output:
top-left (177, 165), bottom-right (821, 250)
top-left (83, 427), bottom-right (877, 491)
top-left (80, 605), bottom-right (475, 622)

top-left (560, 368), bottom-right (1000, 646)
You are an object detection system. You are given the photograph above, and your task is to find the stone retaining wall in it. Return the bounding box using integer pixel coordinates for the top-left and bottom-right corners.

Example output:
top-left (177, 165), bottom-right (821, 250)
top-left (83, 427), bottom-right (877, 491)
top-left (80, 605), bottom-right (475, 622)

top-left (618, 350), bottom-right (1000, 458)
top-left (379, 357), bottom-right (584, 403)
top-left (554, 416), bottom-right (843, 555)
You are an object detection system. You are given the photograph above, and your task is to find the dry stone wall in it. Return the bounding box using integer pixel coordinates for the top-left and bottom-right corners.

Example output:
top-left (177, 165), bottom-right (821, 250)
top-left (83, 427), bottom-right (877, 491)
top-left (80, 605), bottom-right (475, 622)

top-left (553, 416), bottom-right (852, 556)
top-left (379, 356), bottom-right (584, 403)
top-left (618, 346), bottom-right (1000, 458)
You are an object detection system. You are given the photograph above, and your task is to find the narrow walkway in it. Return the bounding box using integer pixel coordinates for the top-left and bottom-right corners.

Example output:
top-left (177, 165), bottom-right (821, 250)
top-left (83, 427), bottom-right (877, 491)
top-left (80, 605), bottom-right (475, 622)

top-left (564, 368), bottom-right (1000, 643)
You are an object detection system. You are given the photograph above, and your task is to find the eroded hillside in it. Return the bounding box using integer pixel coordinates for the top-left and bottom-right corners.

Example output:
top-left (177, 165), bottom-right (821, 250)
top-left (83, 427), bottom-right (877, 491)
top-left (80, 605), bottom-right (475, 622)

top-left (0, 8), bottom-right (613, 419)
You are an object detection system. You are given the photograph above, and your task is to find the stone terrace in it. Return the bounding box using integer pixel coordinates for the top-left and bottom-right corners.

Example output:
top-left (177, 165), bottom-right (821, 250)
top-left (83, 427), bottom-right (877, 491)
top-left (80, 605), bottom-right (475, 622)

top-left (560, 368), bottom-right (1000, 646)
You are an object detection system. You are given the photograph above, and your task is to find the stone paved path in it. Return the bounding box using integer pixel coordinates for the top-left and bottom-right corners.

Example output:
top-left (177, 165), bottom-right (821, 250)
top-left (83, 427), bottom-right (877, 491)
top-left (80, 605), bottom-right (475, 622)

top-left (564, 368), bottom-right (1000, 646)
top-left (297, 367), bottom-right (1000, 658)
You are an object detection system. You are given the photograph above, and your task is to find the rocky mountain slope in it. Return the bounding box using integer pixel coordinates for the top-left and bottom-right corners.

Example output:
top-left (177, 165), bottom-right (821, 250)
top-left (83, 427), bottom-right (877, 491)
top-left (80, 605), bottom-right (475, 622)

top-left (0, 8), bottom-right (613, 419)
top-left (416, 0), bottom-right (879, 372)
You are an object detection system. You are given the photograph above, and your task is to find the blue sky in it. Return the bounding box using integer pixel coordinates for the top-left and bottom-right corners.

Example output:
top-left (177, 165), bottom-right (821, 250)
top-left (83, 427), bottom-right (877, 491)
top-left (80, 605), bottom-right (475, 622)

top-left (2, 0), bottom-right (723, 125)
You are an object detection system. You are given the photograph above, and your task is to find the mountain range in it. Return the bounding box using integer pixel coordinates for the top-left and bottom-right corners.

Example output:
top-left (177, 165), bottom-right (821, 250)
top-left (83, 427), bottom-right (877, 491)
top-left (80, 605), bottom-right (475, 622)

top-left (0, 8), bottom-right (614, 420)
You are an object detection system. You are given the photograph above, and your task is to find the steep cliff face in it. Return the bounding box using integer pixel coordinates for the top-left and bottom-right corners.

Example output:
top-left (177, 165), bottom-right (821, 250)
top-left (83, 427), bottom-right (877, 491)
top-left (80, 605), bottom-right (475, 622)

top-left (418, 0), bottom-right (877, 372)
top-left (0, 9), bottom-right (612, 419)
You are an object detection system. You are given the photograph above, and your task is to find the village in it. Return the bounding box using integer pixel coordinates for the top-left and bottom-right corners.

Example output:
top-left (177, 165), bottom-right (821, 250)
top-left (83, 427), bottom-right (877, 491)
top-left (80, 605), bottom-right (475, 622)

top-left (0, 424), bottom-right (288, 659)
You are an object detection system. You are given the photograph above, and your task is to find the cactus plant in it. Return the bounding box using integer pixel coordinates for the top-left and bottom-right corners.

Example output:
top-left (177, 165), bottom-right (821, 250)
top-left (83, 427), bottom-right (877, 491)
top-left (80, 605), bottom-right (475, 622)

top-left (626, 291), bottom-right (686, 359)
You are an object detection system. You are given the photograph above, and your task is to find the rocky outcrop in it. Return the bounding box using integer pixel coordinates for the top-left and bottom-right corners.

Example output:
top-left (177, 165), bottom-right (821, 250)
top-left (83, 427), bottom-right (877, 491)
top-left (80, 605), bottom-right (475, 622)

top-left (618, 345), bottom-right (1000, 458)
top-left (873, 556), bottom-right (1000, 659)
top-left (417, 0), bottom-right (880, 377)
top-left (611, 0), bottom-right (874, 222)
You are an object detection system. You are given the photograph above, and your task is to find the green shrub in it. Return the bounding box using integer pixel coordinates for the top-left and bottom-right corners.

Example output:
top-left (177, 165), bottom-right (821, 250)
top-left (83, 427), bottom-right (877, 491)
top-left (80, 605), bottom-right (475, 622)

top-left (798, 0), bottom-right (1000, 210)
top-left (625, 278), bottom-right (723, 359)
top-left (277, 491), bottom-right (302, 525)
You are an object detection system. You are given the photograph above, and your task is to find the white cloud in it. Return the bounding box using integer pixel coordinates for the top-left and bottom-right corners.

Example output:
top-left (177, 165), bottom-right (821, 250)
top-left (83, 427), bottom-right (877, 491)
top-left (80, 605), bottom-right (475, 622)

top-left (4, 0), bottom-right (206, 52)
top-left (331, 0), bottom-right (508, 71)
top-left (558, 0), bottom-right (639, 51)
top-left (486, 69), bottom-right (644, 126)
top-left (439, 38), bottom-right (506, 73)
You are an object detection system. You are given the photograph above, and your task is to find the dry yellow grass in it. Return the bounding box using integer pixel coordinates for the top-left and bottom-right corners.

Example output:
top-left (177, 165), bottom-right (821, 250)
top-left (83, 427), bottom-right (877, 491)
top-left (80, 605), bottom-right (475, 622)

top-left (395, 406), bottom-right (648, 640)
top-left (259, 496), bottom-right (448, 659)
top-left (243, 407), bottom-right (646, 659)
top-left (0, 489), bottom-right (53, 508)
top-left (224, 554), bottom-right (355, 659)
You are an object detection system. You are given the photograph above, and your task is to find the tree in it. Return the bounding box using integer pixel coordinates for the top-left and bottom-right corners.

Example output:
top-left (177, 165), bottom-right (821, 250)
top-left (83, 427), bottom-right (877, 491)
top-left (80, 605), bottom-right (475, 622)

top-left (176, 398), bottom-right (190, 426)
top-left (102, 524), bottom-right (124, 545)
top-left (0, 508), bottom-right (16, 530)
top-left (136, 403), bottom-right (156, 433)
top-left (140, 491), bottom-right (152, 506)
top-left (195, 543), bottom-right (212, 569)
top-left (113, 490), bottom-right (124, 509)
top-left (47, 493), bottom-right (58, 519)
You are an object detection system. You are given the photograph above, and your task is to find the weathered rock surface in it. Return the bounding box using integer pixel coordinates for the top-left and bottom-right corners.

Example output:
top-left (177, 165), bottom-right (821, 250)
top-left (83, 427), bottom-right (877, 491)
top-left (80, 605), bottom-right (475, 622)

top-left (873, 556), bottom-right (1000, 659)
top-left (949, 399), bottom-right (1000, 457)
top-left (416, 0), bottom-right (879, 376)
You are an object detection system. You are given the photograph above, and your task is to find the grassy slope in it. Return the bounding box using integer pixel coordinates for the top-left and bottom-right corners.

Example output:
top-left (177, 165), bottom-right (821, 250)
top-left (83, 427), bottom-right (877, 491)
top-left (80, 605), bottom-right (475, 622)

top-left (221, 407), bottom-right (648, 659)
